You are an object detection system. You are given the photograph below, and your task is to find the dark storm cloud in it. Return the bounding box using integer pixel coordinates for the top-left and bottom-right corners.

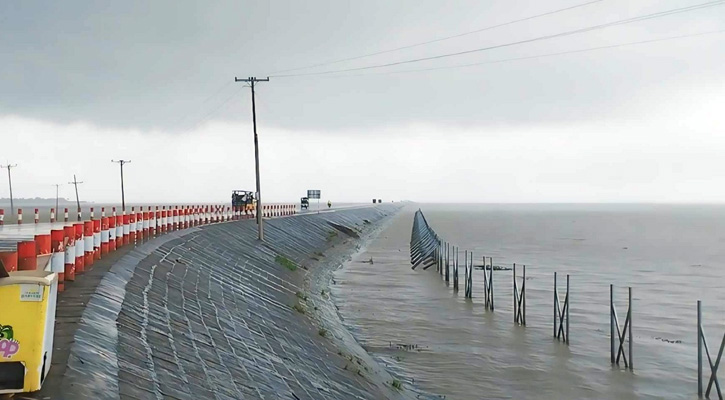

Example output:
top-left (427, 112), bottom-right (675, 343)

top-left (1, 0), bottom-right (724, 132)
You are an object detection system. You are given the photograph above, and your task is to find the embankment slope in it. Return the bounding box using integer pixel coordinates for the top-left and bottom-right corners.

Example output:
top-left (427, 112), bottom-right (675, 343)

top-left (60, 204), bottom-right (407, 400)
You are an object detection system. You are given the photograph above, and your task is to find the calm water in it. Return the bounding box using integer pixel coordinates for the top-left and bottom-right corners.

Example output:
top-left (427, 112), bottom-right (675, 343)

top-left (333, 204), bottom-right (725, 400)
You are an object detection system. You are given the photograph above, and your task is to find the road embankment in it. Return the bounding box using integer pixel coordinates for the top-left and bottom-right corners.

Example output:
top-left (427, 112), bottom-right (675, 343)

top-left (56, 204), bottom-right (409, 400)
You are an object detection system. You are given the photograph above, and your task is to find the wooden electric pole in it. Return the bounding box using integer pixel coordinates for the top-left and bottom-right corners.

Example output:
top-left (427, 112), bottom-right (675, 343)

top-left (53, 183), bottom-right (63, 216)
top-left (68, 174), bottom-right (84, 221)
top-left (111, 160), bottom-right (131, 212)
top-left (234, 76), bottom-right (269, 241)
top-left (1, 163), bottom-right (17, 215)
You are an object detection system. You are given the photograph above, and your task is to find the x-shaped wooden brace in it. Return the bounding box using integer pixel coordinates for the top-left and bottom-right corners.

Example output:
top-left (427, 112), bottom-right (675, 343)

top-left (421, 241), bottom-right (441, 271)
top-left (556, 292), bottom-right (568, 341)
top-left (514, 283), bottom-right (525, 324)
top-left (464, 260), bottom-right (470, 297)
top-left (466, 262), bottom-right (473, 298)
top-left (483, 259), bottom-right (494, 310)
top-left (613, 305), bottom-right (631, 367)
top-left (703, 330), bottom-right (724, 399)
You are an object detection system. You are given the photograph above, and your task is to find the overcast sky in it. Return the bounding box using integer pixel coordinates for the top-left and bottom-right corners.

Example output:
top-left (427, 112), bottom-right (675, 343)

top-left (1, 0), bottom-right (724, 203)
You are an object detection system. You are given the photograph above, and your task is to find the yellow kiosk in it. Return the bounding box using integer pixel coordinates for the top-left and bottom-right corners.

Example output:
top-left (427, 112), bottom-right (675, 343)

top-left (0, 267), bottom-right (58, 393)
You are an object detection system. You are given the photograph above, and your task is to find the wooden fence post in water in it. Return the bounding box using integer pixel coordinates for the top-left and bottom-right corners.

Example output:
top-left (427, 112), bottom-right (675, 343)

top-left (409, 210), bottom-right (439, 270)
top-left (454, 249), bottom-right (459, 291)
top-left (554, 272), bottom-right (569, 344)
top-left (697, 300), bottom-right (724, 399)
top-left (433, 241), bottom-right (441, 271)
top-left (463, 251), bottom-right (468, 297)
top-left (434, 241), bottom-right (438, 272)
top-left (456, 250), bottom-right (468, 296)
top-left (610, 285), bottom-right (633, 371)
top-left (461, 250), bottom-right (466, 293)
top-left (438, 240), bottom-right (442, 272)
top-left (447, 246), bottom-right (452, 282)
top-left (438, 242), bottom-right (442, 273)
top-left (439, 240), bottom-right (443, 273)
top-left (446, 246), bottom-right (458, 282)
top-left (483, 256), bottom-right (494, 311)
top-left (453, 247), bottom-right (459, 292)
top-left (513, 264), bottom-right (526, 325)
top-left (465, 251), bottom-right (473, 298)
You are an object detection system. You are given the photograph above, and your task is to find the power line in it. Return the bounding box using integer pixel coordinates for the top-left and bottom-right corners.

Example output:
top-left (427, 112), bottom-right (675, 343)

top-left (173, 80), bottom-right (236, 129)
top-left (186, 86), bottom-right (245, 130)
top-left (199, 81), bottom-right (235, 106)
top-left (271, 0), bottom-right (725, 78)
top-left (326, 29), bottom-right (725, 77)
top-left (269, 0), bottom-right (604, 75)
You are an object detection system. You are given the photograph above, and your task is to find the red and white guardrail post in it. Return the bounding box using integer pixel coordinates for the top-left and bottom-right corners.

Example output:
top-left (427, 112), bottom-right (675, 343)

top-left (83, 220), bottom-right (94, 268)
top-left (51, 229), bottom-right (65, 291)
top-left (64, 225), bottom-right (76, 282)
top-left (93, 218), bottom-right (101, 261)
top-left (17, 240), bottom-right (36, 271)
top-left (101, 210), bottom-right (110, 256)
top-left (74, 222), bottom-right (85, 274)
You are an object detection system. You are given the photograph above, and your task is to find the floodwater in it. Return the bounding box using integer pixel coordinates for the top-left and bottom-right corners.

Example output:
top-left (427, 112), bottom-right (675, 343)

top-left (333, 204), bottom-right (725, 400)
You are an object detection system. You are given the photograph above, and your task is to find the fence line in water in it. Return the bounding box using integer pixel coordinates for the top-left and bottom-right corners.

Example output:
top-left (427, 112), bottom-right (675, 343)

top-left (408, 209), bottom-right (724, 399)
top-left (611, 285), bottom-right (633, 370)
top-left (699, 301), bottom-right (724, 399)
top-left (465, 251), bottom-right (473, 299)
top-left (483, 256), bottom-right (494, 311)
top-left (554, 272), bottom-right (570, 344)
top-left (513, 264), bottom-right (525, 326)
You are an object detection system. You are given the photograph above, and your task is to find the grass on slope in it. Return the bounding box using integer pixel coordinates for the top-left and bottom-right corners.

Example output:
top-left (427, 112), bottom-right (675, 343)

top-left (275, 255), bottom-right (298, 271)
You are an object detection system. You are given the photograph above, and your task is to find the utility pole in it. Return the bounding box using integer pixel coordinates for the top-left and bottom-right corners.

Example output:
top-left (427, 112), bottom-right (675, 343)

top-left (1, 163), bottom-right (17, 215)
top-left (53, 183), bottom-right (63, 215)
top-left (111, 160), bottom-right (131, 212)
top-left (234, 76), bottom-right (269, 241)
top-left (68, 174), bottom-right (83, 221)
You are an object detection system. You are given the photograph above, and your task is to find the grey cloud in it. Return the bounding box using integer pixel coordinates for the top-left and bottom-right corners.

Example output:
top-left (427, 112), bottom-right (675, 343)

top-left (1, 0), bottom-right (724, 132)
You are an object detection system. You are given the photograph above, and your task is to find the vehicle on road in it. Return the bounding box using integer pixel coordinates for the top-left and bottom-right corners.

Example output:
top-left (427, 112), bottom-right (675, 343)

top-left (231, 190), bottom-right (256, 215)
